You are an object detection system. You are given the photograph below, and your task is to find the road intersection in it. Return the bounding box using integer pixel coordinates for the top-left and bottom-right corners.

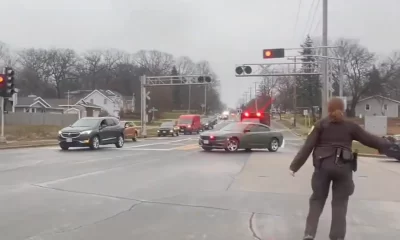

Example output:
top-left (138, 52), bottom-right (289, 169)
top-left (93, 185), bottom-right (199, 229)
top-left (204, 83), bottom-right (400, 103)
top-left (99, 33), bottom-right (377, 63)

top-left (0, 121), bottom-right (399, 239)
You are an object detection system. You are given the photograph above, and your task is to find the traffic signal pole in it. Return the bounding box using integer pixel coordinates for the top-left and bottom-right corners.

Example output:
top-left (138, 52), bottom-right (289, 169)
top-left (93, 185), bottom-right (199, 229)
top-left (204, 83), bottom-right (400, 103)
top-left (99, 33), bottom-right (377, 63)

top-left (321, 0), bottom-right (329, 118)
top-left (0, 97), bottom-right (5, 143)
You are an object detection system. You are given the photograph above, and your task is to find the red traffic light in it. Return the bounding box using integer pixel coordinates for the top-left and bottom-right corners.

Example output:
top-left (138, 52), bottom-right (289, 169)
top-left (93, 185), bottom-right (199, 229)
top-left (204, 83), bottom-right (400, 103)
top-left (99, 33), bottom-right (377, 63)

top-left (263, 48), bottom-right (285, 59)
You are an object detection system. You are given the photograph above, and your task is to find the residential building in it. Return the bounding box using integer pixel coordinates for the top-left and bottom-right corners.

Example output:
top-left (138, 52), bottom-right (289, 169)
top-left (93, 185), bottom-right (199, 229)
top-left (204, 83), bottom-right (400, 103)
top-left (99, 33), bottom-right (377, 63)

top-left (355, 95), bottom-right (400, 118)
top-left (12, 94), bottom-right (102, 117)
top-left (68, 89), bottom-right (134, 117)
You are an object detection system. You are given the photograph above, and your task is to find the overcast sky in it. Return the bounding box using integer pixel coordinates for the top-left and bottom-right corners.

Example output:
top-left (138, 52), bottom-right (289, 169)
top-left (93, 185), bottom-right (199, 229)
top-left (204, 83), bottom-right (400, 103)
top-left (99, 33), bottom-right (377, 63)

top-left (0, 0), bottom-right (398, 108)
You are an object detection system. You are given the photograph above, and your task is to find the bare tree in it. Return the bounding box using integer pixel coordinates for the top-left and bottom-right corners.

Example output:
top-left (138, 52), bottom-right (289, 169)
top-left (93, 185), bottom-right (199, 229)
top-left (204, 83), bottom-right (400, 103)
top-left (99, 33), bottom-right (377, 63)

top-left (78, 50), bottom-right (105, 89)
top-left (175, 56), bottom-right (196, 75)
top-left (102, 49), bottom-right (124, 85)
top-left (331, 39), bottom-right (375, 116)
top-left (47, 48), bottom-right (78, 98)
top-left (134, 50), bottom-right (174, 76)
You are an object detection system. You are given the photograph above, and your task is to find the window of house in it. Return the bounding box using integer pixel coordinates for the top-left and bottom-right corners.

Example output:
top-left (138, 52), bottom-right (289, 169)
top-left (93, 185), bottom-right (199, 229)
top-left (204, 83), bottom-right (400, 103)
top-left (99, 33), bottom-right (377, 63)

top-left (384, 104), bottom-right (388, 110)
top-left (104, 98), bottom-right (107, 104)
top-left (365, 104), bottom-right (370, 110)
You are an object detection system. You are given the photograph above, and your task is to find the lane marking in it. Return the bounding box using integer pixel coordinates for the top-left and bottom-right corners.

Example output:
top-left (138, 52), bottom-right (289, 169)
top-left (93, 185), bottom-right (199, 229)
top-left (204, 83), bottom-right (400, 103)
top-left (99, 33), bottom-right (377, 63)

top-left (124, 138), bottom-right (193, 148)
top-left (113, 148), bottom-right (172, 151)
top-left (172, 144), bottom-right (200, 150)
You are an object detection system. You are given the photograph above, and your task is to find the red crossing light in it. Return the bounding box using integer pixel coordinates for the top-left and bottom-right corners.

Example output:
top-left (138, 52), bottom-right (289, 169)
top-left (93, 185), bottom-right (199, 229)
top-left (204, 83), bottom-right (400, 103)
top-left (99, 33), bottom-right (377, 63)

top-left (244, 112), bottom-right (249, 117)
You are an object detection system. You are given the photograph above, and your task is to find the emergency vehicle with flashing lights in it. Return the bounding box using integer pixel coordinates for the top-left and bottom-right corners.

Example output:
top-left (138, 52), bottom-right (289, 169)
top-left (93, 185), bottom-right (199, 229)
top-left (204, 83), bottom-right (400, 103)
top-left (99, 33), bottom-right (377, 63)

top-left (240, 111), bottom-right (271, 126)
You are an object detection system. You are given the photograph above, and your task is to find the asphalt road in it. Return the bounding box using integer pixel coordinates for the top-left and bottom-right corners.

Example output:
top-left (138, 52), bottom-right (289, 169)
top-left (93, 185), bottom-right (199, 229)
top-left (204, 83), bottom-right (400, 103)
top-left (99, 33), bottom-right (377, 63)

top-left (1, 121), bottom-right (399, 239)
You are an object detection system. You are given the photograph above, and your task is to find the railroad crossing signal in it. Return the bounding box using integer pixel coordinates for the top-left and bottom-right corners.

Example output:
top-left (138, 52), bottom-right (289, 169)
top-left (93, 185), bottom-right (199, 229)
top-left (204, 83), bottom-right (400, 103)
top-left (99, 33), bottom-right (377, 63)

top-left (197, 76), bottom-right (212, 83)
top-left (235, 66), bottom-right (252, 75)
top-left (263, 48), bottom-right (285, 59)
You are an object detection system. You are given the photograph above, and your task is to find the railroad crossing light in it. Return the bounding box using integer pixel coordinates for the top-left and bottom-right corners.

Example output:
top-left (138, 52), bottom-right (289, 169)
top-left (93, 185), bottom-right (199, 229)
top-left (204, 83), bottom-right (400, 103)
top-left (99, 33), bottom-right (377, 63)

top-left (263, 48), bottom-right (285, 59)
top-left (197, 76), bottom-right (212, 83)
top-left (235, 66), bottom-right (252, 75)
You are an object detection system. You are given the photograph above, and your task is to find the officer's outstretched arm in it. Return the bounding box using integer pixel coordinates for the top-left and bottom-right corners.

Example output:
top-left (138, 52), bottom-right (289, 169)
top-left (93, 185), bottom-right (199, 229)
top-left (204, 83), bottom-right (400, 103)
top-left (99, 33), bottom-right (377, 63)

top-left (352, 123), bottom-right (389, 151)
top-left (289, 123), bottom-right (319, 172)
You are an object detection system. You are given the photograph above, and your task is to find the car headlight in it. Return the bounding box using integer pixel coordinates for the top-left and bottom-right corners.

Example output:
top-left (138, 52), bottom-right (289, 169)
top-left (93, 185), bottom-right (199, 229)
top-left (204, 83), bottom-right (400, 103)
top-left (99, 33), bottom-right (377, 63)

top-left (157, 130), bottom-right (160, 132)
top-left (58, 130), bottom-right (62, 135)
top-left (169, 130), bottom-right (173, 132)
top-left (81, 130), bottom-right (92, 135)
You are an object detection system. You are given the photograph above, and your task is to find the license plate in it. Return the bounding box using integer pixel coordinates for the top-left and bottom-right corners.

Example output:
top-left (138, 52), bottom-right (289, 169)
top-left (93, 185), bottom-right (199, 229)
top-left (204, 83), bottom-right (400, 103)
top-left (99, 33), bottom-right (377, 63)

top-left (66, 138), bottom-right (72, 142)
top-left (180, 129), bottom-right (184, 132)
top-left (203, 140), bottom-right (209, 144)
top-left (163, 131), bottom-right (166, 133)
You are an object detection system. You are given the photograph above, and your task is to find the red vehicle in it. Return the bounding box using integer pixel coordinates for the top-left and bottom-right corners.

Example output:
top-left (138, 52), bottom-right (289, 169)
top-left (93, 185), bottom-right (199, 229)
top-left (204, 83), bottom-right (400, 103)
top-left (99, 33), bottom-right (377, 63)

top-left (177, 114), bottom-right (201, 134)
top-left (240, 111), bottom-right (271, 126)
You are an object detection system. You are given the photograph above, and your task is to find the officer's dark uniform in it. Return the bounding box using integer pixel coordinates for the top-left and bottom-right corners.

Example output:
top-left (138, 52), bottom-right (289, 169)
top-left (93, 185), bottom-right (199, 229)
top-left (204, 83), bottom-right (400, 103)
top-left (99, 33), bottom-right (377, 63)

top-left (290, 117), bottom-right (389, 240)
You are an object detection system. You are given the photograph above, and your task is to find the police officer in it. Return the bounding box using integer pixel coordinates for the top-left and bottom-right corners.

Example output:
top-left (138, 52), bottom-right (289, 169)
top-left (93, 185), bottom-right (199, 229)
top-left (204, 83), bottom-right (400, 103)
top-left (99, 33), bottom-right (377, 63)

top-left (289, 97), bottom-right (390, 240)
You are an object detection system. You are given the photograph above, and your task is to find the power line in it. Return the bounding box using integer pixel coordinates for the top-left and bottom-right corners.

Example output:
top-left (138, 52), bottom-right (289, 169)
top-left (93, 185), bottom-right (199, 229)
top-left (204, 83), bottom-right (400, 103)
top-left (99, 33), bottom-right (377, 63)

top-left (304, 0), bottom-right (321, 38)
top-left (301, 0), bottom-right (317, 40)
top-left (292, 0), bottom-right (303, 41)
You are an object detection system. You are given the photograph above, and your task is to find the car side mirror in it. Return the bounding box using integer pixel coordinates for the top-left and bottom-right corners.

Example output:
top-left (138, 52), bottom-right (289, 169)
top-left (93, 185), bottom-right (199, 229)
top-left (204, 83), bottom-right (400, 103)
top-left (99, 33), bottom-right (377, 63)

top-left (244, 129), bottom-right (250, 133)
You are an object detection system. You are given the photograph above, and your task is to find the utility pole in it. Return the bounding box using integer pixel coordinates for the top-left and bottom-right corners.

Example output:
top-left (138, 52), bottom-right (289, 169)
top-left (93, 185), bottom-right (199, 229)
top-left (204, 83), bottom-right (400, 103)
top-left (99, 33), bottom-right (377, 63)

top-left (204, 84), bottom-right (207, 115)
top-left (321, 0), bottom-right (328, 118)
top-left (254, 82), bottom-right (258, 111)
top-left (293, 57), bottom-right (297, 127)
top-left (188, 85), bottom-right (191, 113)
top-left (339, 44), bottom-right (344, 97)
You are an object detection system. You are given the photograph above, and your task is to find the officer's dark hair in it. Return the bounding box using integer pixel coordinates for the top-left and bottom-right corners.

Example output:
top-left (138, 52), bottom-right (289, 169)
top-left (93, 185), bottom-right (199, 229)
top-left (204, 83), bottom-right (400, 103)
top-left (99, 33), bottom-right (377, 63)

top-left (328, 97), bottom-right (345, 123)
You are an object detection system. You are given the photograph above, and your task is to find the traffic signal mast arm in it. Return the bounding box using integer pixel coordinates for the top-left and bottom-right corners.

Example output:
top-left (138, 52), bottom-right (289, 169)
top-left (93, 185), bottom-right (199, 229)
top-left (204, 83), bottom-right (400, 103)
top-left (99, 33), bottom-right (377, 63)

top-left (144, 75), bottom-right (213, 86)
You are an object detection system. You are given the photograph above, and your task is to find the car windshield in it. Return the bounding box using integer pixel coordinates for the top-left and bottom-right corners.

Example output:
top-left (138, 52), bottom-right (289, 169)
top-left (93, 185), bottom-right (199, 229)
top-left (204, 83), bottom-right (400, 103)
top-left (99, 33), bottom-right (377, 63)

top-left (178, 118), bottom-right (192, 124)
top-left (71, 118), bottom-right (100, 127)
top-left (220, 122), bottom-right (247, 131)
top-left (161, 122), bottom-right (173, 127)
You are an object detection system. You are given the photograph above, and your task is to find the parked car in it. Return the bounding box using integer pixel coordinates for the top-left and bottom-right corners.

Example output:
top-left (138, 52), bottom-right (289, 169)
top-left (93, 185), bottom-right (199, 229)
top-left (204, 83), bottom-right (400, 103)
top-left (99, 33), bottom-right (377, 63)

top-left (58, 117), bottom-right (125, 150)
top-left (157, 121), bottom-right (179, 137)
top-left (120, 120), bottom-right (139, 141)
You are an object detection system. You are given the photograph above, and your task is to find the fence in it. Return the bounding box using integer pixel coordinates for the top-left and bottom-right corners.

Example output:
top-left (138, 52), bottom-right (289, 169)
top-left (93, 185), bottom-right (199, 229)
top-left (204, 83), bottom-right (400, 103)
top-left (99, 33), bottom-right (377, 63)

top-left (0, 112), bottom-right (79, 126)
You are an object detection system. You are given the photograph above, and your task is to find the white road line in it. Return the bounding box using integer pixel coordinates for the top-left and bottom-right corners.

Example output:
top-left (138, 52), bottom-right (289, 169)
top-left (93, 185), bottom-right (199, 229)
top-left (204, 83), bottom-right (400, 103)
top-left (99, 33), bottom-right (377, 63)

top-left (124, 138), bottom-right (193, 148)
top-left (113, 148), bottom-right (172, 151)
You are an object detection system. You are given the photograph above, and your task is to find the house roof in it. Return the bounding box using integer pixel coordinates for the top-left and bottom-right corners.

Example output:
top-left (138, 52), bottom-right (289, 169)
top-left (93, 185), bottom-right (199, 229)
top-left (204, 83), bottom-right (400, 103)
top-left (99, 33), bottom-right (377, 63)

top-left (16, 96), bottom-right (53, 108)
top-left (358, 95), bottom-right (400, 104)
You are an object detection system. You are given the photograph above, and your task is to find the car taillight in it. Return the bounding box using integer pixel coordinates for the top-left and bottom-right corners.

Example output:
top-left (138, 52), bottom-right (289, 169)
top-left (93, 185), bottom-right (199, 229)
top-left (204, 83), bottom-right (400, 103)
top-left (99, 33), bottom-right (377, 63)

top-left (256, 112), bottom-right (261, 117)
top-left (244, 112), bottom-right (249, 117)
top-left (188, 125), bottom-right (191, 128)
top-left (210, 135), bottom-right (215, 139)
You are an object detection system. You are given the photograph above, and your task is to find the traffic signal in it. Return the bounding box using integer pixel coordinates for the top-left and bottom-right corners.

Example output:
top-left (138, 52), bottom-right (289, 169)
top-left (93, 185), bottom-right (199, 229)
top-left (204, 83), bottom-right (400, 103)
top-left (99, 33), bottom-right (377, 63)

top-left (0, 74), bottom-right (5, 97)
top-left (263, 48), bottom-right (285, 59)
top-left (197, 76), bottom-right (212, 83)
top-left (235, 66), bottom-right (252, 75)
top-left (4, 67), bottom-right (15, 97)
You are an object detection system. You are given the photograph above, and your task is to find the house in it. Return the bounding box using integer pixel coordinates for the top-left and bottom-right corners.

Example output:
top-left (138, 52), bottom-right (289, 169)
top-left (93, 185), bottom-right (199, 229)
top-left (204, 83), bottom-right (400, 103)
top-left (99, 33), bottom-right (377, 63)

top-left (68, 89), bottom-right (135, 117)
top-left (355, 95), bottom-right (400, 117)
top-left (12, 94), bottom-right (102, 117)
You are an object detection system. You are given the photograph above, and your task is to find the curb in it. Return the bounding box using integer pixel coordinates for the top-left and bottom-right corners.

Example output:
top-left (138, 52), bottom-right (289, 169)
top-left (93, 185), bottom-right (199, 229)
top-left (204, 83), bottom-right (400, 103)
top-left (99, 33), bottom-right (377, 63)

top-left (358, 153), bottom-right (389, 158)
top-left (0, 143), bottom-right (58, 150)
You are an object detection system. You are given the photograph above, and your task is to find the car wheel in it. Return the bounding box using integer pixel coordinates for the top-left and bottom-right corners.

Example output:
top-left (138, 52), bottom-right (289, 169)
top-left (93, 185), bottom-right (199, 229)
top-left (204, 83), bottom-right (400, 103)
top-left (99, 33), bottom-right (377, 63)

top-left (60, 145), bottom-right (69, 151)
top-left (225, 138), bottom-right (239, 152)
top-left (176, 132), bottom-right (179, 136)
top-left (115, 135), bottom-right (124, 148)
top-left (89, 135), bottom-right (100, 150)
top-left (202, 147), bottom-right (213, 151)
top-left (245, 148), bottom-right (252, 152)
top-left (268, 138), bottom-right (279, 152)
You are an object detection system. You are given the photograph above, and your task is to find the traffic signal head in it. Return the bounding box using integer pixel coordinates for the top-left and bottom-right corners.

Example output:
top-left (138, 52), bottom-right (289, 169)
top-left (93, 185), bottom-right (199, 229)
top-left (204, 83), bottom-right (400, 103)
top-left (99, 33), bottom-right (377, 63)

top-left (0, 74), bottom-right (5, 88)
top-left (5, 67), bottom-right (15, 97)
top-left (263, 48), bottom-right (285, 59)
